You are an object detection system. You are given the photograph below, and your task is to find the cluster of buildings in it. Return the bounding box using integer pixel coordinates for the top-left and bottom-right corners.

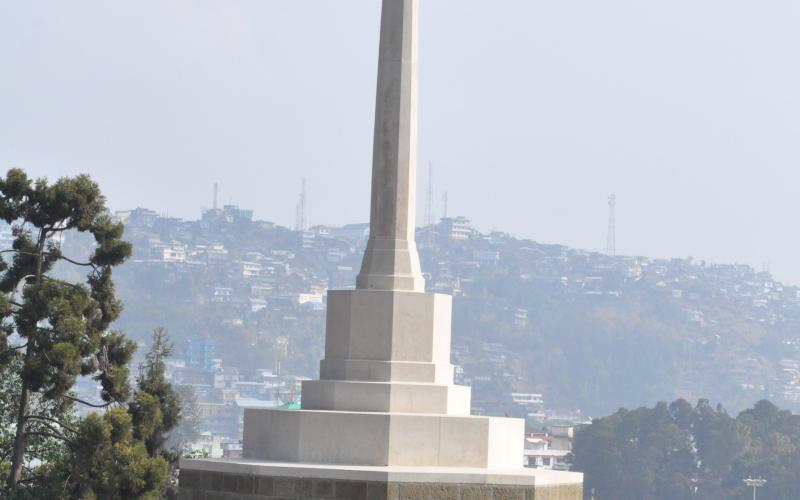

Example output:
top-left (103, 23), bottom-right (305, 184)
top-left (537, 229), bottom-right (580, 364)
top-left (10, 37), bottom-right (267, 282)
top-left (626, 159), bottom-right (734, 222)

top-left (164, 337), bottom-right (307, 458)
top-left (93, 203), bottom-right (800, 464)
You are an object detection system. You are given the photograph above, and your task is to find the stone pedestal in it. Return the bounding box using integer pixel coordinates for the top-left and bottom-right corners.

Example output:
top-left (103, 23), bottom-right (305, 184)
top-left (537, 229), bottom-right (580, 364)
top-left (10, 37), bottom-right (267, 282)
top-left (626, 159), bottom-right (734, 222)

top-left (180, 287), bottom-right (583, 498)
top-left (236, 290), bottom-right (526, 470)
top-left (178, 461), bottom-right (583, 500)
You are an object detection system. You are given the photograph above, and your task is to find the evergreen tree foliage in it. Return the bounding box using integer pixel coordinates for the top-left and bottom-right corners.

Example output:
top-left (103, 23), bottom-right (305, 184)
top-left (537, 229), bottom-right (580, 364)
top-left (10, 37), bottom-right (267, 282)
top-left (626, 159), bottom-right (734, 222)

top-left (41, 329), bottom-right (182, 500)
top-left (44, 408), bottom-right (168, 500)
top-left (573, 399), bottom-right (800, 500)
top-left (129, 328), bottom-right (183, 497)
top-left (0, 169), bottom-right (180, 499)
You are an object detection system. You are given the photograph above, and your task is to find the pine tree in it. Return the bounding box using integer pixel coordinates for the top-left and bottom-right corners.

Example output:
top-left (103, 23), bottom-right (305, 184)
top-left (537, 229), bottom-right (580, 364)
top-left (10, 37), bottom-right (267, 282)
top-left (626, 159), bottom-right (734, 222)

top-left (0, 168), bottom-right (133, 490)
top-left (48, 328), bottom-right (181, 499)
top-left (130, 328), bottom-right (183, 496)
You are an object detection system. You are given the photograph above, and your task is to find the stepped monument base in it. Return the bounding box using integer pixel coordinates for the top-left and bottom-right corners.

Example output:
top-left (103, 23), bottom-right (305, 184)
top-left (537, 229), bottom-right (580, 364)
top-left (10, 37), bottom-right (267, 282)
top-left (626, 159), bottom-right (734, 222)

top-left (178, 460), bottom-right (583, 500)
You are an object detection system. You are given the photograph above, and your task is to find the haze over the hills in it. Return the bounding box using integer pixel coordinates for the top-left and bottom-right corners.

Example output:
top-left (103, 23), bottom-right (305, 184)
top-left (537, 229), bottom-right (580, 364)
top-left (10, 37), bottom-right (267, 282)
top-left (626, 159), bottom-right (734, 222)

top-left (1, 1), bottom-right (799, 283)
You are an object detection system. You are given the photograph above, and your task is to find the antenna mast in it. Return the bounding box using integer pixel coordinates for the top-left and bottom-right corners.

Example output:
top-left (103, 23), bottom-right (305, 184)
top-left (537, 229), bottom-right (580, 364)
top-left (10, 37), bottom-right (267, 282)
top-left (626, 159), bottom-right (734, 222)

top-left (606, 193), bottom-right (616, 256)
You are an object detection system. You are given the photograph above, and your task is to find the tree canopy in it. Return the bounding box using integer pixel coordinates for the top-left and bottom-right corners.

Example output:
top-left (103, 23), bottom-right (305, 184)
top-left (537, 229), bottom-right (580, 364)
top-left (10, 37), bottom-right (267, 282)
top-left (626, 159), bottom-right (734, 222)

top-left (0, 169), bottom-right (181, 499)
top-left (572, 399), bottom-right (800, 500)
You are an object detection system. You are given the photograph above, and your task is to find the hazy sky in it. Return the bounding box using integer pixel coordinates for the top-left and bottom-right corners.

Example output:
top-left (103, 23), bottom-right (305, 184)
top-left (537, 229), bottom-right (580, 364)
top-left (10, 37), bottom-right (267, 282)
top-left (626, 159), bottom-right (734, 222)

top-left (1, 1), bottom-right (799, 283)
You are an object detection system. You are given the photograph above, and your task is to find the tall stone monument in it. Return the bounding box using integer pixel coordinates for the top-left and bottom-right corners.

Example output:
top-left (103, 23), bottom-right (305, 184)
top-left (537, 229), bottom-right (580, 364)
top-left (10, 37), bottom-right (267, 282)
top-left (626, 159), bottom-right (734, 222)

top-left (179, 1), bottom-right (583, 498)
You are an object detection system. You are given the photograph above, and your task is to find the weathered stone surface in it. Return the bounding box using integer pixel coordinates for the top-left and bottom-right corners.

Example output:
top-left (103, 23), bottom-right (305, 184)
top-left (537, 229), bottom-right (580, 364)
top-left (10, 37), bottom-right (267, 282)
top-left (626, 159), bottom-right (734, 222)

top-left (237, 474), bottom-right (255, 494)
top-left (255, 476), bottom-right (274, 495)
top-left (460, 485), bottom-right (494, 500)
top-left (274, 477), bottom-right (298, 496)
top-left (178, 472), bottom-right (582, 500)
top-left (367, 482), bottom-right (389, 500)
top-left (494, 486), bottom-right (527, 500)
top-left (532, 484), bottom-right (584, 500)
top-left (313, 479), bottom-right (336, 499)
top-left (336, 480), bottom-right (367, 500)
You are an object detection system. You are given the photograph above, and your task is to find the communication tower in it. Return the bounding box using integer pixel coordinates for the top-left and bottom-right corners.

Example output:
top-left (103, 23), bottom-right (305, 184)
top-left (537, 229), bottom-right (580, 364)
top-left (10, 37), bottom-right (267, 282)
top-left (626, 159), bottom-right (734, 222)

top-left (606, 193), bottom-right (616, 256)
top-left (423, 163), bottom-right (435, 226)
top-left (213, 182), bottom-right (219, 211)
top-left (273, 336), bottom-right (289, 377)
top-left (295, 178), bottom-right (308, 231)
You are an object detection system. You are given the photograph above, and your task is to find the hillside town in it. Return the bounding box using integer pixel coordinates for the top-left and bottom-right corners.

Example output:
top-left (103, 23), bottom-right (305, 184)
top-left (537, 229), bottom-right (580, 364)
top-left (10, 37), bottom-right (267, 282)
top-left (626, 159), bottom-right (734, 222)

top-left (56, 203), bottom-right (800, 462)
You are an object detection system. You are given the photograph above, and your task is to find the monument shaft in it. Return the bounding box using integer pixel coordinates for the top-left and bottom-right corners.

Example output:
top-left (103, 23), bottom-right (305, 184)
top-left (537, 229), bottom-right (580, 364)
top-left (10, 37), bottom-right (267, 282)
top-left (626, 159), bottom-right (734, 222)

top-left (357, 0), bottom-right (424, 292)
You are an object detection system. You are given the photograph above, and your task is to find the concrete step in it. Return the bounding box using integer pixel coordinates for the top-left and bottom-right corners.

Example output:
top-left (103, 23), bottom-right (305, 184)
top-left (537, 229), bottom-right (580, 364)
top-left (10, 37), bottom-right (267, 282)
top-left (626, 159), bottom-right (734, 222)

top-left (243, 408), bottom-right (524, 469)
top-left (301, 380), bottom-right (471, 415)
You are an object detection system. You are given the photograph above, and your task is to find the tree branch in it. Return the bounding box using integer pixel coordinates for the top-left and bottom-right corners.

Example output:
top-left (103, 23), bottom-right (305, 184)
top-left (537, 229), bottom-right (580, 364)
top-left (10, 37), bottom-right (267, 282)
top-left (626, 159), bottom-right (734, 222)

top-left (26, 420), bottom-right (68, 441)
top-left (17, 476), bottom-right (45, 485)
top-left (2, 342), bottom-right (27, 352)
top-left (57, 255), bottom-right (97, 269)
top-left (24, 431), bottom-right (72, 445)
top-left (25, 414), bottom-right (78, 434)
top-left (62, 394), bottom-right (115, 408)
top-left (0, 249), bottom-right (96, 269)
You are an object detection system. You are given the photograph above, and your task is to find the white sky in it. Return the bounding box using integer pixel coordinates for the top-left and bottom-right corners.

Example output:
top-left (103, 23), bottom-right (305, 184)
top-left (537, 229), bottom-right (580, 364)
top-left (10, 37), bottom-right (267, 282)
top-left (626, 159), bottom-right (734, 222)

top-left (1, 1), bottom-right (799, 283)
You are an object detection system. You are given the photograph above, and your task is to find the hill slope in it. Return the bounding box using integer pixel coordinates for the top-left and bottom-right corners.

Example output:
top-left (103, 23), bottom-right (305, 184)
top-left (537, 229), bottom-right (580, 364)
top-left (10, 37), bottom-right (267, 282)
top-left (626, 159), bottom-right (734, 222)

top-left (101, 208), bottom-right (800, 417)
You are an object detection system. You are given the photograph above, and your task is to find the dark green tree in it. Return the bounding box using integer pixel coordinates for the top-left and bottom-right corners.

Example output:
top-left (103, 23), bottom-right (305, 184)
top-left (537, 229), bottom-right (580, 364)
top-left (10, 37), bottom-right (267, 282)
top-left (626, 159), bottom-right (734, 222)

top-left (40, 329), bottom-right (182, 499)
top-left (45, 407), bottom-right (168, 500)
top-left (129, 327), bottom-right (183, 497)
top-left (0, 168), bottom-right (133, 489)
top-left (573, 399), bottom-right (800, 500)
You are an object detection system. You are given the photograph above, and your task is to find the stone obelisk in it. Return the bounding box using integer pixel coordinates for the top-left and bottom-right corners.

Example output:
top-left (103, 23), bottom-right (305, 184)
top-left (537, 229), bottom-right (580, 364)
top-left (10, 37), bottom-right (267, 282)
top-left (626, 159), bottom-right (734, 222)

top-left (179, 1), bottom-right (583, 498)
top-left (357, 0), bottom-right (424, 294)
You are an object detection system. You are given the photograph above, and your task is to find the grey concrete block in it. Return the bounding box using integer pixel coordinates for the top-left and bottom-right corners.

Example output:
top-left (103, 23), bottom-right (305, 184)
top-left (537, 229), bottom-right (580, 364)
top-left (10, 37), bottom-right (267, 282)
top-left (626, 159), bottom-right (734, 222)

top-left (222, 474), bottom-right (238, 493)
top-left (313, 479), bottom-right (336, 499)
top-left (366, 482), bottom-right (389, 500)
top-left (255, 476), bottom-right (274, 495)
top-left (336, 480), bottom-right (367, 500)
top-left (274, 477), bottom-right (297, 496)
top-left (237, 474), bottom-right (254, 494)
top-left (210, 473), bottom-right (225, 492)
top-left (295, 478), bottom-right (314, 498)
top-left (179, 469), bottom-right (200, 489)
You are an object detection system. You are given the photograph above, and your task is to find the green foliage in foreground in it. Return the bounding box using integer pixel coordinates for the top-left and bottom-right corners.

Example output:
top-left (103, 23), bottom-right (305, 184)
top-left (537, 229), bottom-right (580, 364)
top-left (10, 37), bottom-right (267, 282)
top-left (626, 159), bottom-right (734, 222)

top-left (3, 329), bottom-right (181, 499)
top-left (0, 169), bottom-right (182, 498)
top-left (573, 399), bottom-right (800, 500)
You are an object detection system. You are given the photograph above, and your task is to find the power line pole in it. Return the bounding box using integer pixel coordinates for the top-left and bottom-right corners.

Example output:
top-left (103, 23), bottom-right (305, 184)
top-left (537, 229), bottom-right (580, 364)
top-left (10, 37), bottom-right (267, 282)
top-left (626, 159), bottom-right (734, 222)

top-left (424, 163), bottom-right (435, 226)
top-left (606, 193), bottom-right (616, 256)
top-left (295, 178), bottom-right (307, 231)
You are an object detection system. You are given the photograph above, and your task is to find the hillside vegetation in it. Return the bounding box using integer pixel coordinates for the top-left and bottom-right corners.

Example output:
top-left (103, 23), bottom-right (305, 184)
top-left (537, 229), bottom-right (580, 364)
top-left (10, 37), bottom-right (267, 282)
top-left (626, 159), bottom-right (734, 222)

top-left (91, 208), bottom-right (800, 417)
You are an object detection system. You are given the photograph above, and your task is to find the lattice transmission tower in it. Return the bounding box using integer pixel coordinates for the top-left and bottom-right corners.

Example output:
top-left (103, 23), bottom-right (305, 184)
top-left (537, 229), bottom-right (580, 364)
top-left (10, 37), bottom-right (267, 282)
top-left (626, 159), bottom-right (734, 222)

top-left (423, 163), bottom-right (435, 226)
top-left (606, 193), bottom-right (616, 256)
top-left (213, 182), bottom-right (219, 210)
top-left (295, 178), bottom-right (308, 231)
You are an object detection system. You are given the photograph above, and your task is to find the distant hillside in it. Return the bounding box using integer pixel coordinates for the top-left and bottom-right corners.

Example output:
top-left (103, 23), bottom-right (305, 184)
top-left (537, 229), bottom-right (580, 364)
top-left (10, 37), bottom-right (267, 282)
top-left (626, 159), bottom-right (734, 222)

top-left (99, 207), bottom-right (800, 417)
top-left (426, 233), bottom-right (798, 416)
